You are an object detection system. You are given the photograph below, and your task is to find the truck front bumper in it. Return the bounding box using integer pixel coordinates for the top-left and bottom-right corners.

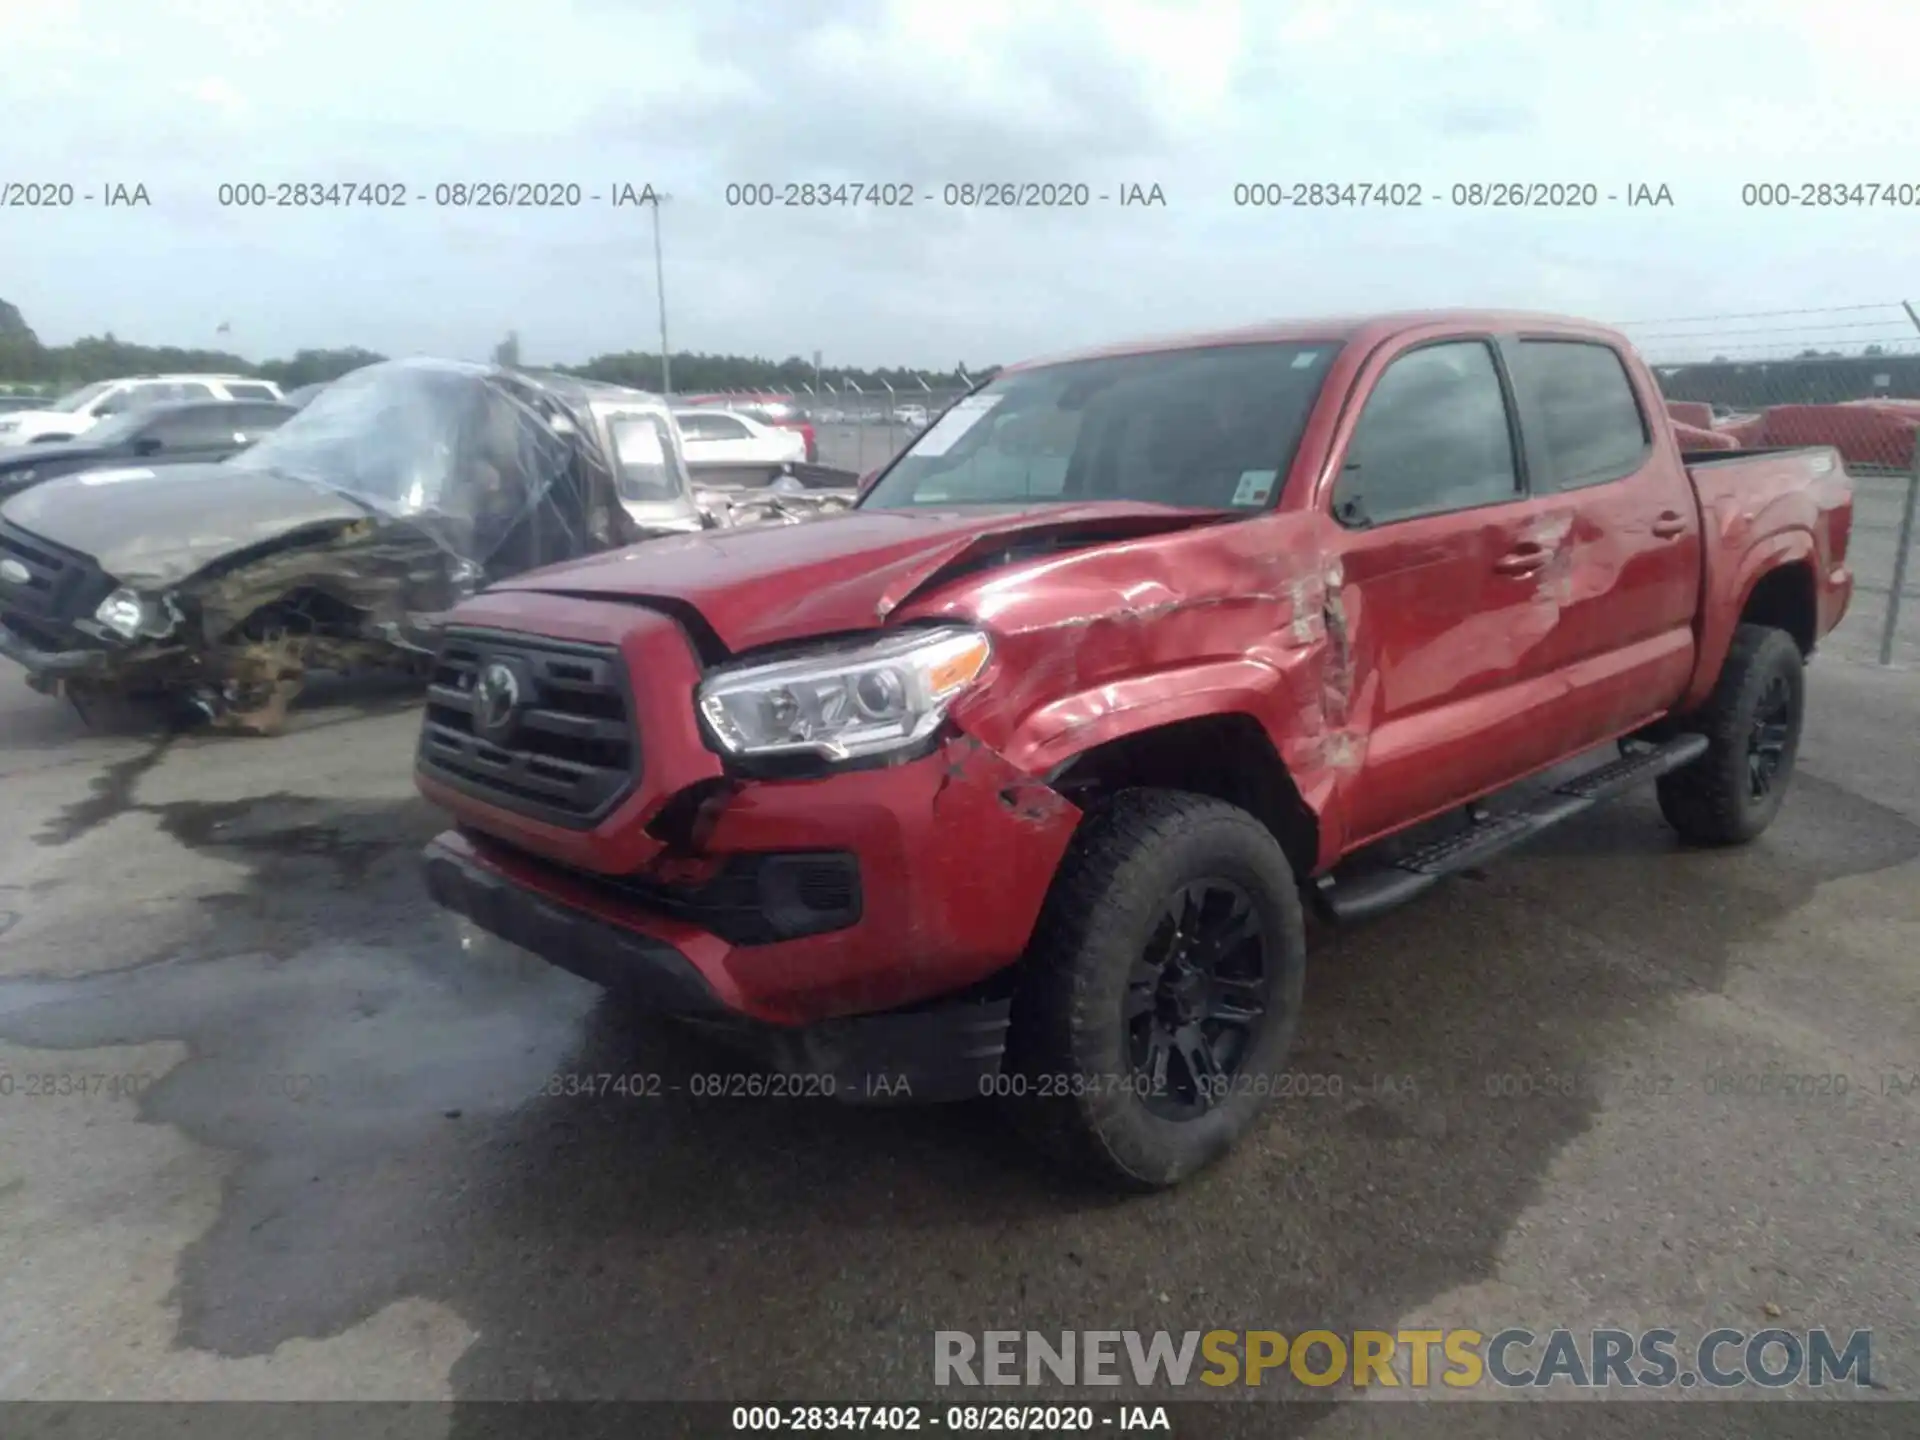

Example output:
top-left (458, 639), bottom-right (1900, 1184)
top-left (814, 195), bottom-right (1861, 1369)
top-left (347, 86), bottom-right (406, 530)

top-left (0, 620), bottom-right (115, 686)
top-left (420, 736), bottom-right (1084, 1099)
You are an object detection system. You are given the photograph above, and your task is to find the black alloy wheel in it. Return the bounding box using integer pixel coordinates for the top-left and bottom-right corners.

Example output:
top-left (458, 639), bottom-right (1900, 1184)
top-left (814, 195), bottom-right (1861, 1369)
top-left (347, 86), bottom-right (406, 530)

top-left (1747, 673), bottom-right (1794, 800)
top-left (1005, 788), bottom-right (1307, 1190)
top-left (1127, 879), bottom-right (1274, 1121)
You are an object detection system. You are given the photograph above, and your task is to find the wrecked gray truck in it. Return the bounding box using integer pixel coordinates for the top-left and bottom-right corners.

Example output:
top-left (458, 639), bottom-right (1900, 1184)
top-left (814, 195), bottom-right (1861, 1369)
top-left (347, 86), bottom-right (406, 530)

top-left (0, 359), bottom-right (691, 733)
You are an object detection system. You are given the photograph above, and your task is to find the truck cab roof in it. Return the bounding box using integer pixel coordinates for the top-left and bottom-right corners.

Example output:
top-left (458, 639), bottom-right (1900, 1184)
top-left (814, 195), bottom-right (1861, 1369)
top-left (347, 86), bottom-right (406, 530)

top-left (1010, 310), bottom-right (1631, 372)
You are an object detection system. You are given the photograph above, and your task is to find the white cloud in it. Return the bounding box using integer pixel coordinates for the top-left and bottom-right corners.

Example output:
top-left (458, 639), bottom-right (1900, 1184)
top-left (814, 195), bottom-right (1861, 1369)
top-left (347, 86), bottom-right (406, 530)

top-left (180, 77), bottom-right (249, 120)
top-left (0, 0), bottom-right (1916, 367)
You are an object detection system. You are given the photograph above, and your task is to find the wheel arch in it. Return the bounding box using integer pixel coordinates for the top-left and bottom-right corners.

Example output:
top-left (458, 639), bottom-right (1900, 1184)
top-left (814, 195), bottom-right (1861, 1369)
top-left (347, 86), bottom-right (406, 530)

top-left (1045, 711), bottom-right (1321, 882)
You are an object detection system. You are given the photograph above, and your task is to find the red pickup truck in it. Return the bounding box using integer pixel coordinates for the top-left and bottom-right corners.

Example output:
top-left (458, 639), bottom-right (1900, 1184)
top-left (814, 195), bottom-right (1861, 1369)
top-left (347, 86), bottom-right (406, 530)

top-left (415, 311), bottom-right (1854, 1189)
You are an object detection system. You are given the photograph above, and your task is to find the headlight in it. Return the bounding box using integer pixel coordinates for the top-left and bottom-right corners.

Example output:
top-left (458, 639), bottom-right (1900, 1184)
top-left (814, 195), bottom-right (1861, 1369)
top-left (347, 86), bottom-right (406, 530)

top-left (94, 588), bottom-right (180, 641)
top-left (697, 625), bottom-right (991, 762)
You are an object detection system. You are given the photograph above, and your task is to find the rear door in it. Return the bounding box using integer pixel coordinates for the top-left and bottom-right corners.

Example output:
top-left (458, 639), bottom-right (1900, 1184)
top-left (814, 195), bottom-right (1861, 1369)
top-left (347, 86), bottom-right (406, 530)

top-left (231, 403), bottom-right (296, 448)
top-left (1505, 337), bottom-right (1701, 735)
top-left (1326, 335), bottom-right (1581, 846)
top-left (141, 404), bottom-right (251, 461)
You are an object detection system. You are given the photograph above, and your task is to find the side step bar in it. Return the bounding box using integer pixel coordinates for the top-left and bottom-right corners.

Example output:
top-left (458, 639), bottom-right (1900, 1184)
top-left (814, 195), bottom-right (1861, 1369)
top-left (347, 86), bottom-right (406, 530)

top-left (1315, 733), bottom-right (1709, 925)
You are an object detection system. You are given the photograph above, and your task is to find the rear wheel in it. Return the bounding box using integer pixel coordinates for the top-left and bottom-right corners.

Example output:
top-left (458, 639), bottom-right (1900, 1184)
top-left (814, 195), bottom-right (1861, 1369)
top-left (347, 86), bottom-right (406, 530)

top-left (1656, 623), bottom-right (1805, 845)
top-left (1005, 789), bottom-right (1306, 1191)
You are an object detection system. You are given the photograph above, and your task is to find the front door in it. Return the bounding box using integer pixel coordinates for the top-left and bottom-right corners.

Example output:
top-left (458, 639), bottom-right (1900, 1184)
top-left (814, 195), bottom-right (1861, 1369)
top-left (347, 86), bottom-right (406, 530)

top-left (1322, 334), bottom-right (1578, 848)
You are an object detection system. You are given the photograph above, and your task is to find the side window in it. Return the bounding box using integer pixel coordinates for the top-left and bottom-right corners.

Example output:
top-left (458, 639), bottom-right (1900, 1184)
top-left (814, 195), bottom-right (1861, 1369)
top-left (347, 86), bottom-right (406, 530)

top-left (702, 415), bottom-right (753, 440)
top-left (90, 386), bottom-right (137, 417)
top-left (1336, 341), bottom-right (1520, 525)
top-left (236, 404), bottom-right (294, 434)
top-left (675, 413), bottom-right (722, 440)
top-left (147, 406), bottom-right (240, 450)
top-left (169, 382), bottom-right (218, 402)
top-left (224, 383), bottom-right (279, 401)
top-left (1516, 340), bottom-right (1649, 489)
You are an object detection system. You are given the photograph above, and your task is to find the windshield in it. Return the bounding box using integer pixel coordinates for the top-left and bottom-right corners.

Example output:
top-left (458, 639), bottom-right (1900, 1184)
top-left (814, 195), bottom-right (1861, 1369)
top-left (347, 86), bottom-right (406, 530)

top-left (230, 362), bottom-right (481, 509)
top-left (606, 413), bottom-right (684, 502)
top-left (861, 342), bottom-right (1338, 511)
top-left (49, 382), bottom-right (113, 413)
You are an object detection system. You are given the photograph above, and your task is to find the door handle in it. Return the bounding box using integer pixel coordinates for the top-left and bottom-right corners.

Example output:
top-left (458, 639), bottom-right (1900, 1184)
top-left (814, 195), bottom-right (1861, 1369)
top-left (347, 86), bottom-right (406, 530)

top-left (1651, 511), bottom-right (1687, 539)
top-left (1493, 544), bottom-right (1549, 576)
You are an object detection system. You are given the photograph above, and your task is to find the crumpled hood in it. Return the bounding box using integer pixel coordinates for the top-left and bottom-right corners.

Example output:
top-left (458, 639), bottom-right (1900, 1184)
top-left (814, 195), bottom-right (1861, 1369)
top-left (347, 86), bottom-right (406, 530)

top-left (492, 501), bottom-right (1229, 653)
top-left (0, 462), bottom-right (368, 590)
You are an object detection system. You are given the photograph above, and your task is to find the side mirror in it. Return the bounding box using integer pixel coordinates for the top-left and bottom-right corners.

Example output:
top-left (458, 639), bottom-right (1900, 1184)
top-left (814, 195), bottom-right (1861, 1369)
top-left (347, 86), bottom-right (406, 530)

top-left (1331, 463), bottom-right (1370, 528)
top-left (133, 435), bottom-right (163, 456)
top-left (855, 469), bottom-right (879, 498)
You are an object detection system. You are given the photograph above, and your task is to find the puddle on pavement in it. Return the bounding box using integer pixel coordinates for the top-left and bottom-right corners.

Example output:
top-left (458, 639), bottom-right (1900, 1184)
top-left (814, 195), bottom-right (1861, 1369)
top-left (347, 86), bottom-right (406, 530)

top-left (0, 746), bottom-right (1915, 1416)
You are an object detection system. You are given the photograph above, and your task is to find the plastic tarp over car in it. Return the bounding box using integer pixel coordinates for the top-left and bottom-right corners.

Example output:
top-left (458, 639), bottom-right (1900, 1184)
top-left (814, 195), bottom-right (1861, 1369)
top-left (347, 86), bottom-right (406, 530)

top-left (224, 358), bottom-right (641, 577)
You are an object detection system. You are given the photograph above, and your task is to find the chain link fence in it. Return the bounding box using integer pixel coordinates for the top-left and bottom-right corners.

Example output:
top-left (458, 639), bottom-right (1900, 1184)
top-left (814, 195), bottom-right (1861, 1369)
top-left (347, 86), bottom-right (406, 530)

top-left (1620, 304), bottom-right (1920, 667)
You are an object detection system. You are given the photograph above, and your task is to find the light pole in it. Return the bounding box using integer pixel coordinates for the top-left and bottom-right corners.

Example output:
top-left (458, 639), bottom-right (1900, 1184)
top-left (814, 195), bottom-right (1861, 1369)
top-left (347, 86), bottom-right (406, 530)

top-left (647, 191), bottom-right (673, 396)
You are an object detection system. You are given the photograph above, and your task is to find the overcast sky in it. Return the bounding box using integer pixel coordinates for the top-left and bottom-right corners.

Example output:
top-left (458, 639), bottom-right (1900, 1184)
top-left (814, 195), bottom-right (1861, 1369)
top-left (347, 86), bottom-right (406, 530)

top-left (4, 0), bottom-right (1918, 372)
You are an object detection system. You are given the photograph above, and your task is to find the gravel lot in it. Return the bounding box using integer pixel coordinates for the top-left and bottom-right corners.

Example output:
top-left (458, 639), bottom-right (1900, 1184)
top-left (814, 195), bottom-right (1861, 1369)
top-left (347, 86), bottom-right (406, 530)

top-left (0, 497), bottom-right (1916, 1433)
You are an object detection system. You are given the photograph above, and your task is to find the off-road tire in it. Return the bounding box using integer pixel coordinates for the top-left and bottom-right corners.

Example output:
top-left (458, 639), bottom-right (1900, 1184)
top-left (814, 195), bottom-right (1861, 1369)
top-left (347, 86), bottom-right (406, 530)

top-left (1004, 788), bottom-right (1307, 1191)
top-left (1656, 623), bottom-right (1805, 846)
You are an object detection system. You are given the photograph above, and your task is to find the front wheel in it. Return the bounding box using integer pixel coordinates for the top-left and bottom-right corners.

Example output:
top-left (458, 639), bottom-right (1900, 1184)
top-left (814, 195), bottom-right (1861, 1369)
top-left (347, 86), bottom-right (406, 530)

top-left (1005, 789), bottom-right (1306, 1191)
top-left (1656, 623), bottom-right (1805, 846)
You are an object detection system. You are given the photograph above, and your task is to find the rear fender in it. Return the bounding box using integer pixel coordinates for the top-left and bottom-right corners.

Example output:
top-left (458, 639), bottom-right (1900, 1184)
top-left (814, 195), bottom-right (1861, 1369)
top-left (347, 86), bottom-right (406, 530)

top-left (1682, 528), bottom-right (1815, 713)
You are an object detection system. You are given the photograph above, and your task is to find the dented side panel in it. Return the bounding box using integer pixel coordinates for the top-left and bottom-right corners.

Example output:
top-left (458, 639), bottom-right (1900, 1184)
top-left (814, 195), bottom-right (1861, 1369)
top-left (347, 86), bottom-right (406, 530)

top-left (901, 513), bottom-right (1353, 859)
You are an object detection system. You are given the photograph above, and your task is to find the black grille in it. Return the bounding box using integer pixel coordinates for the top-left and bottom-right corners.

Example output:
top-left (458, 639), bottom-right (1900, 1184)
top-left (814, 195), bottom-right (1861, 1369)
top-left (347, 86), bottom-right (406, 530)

top-left (0, 520), bottom-right (115, 632)
top-left (603, 853), bottom-right (862, 945)
top-left (417, 629), bottom-right (638, 827)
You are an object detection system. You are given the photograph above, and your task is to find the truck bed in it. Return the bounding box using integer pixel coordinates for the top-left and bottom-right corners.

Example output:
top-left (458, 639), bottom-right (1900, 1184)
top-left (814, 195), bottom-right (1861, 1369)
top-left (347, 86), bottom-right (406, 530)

top-left (1679, 443), bottom-right (1854, 706)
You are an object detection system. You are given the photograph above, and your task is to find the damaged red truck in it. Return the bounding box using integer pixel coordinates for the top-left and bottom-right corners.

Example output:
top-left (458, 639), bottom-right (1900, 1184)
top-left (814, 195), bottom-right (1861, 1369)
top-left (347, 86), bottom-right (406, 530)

top-left (415, 311), bottom-right (1854, 1189)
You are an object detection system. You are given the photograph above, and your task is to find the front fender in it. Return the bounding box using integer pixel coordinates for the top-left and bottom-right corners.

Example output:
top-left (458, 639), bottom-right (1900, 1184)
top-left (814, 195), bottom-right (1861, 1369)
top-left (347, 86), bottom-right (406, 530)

top-left (996, 657), bottom-right (1288, 775)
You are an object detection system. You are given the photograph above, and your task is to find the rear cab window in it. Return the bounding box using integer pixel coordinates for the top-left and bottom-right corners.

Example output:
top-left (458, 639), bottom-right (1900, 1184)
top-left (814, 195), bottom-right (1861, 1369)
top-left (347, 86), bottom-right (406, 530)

top-left (607, 412), bottom-right (687, 501)
top-left (1513, 339), bottom-right (1650, 489)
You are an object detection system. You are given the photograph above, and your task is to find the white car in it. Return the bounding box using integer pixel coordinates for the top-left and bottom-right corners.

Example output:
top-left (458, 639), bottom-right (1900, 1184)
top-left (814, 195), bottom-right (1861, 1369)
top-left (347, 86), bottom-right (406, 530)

top-left (672, 407), bottom-right (807, 485)
top-left (0, 374), bottom-right (286, 447)
top-left (892, 403), bottom-right (930, 428)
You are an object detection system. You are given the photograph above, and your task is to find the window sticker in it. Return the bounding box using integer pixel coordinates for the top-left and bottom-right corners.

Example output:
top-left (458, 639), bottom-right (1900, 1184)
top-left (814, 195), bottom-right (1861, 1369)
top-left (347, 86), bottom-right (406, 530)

top-left (1231, 469), bottom-right (1277, 506)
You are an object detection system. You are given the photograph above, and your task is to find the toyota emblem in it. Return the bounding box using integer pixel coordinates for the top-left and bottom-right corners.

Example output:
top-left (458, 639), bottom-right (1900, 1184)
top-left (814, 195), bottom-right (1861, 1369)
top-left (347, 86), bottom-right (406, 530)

top-left (472, 660), bottom-right (523, 741)
top-left (0, 558), bottom-right (29, 587)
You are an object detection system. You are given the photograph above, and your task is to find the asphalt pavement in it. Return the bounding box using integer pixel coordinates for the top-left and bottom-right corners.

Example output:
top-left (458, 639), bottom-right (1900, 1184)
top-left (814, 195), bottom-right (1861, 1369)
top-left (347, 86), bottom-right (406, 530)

top-left (0, 629), bottom-right (1917, 1433)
